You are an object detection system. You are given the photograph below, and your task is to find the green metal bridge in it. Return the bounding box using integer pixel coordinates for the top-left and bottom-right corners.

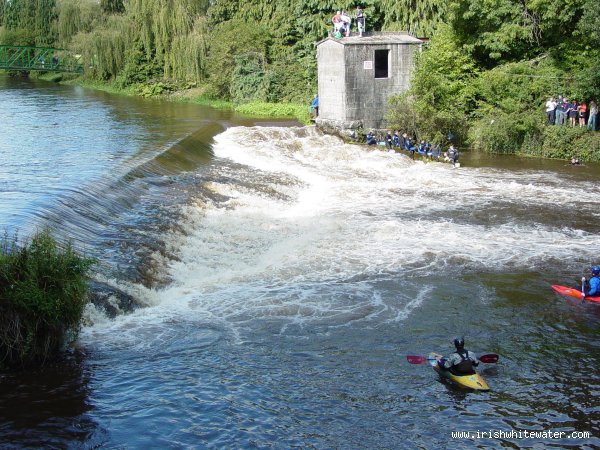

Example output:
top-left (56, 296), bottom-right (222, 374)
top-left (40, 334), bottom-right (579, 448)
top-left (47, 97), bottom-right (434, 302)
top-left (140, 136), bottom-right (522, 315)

top-left (0, 45), bottom-right (84, 73)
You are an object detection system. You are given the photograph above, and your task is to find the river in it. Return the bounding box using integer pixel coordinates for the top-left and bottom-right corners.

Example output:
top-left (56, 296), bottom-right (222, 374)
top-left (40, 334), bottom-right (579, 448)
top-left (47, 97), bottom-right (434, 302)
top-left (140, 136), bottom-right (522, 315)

top-left (0, 76), bottom-right (598, 449)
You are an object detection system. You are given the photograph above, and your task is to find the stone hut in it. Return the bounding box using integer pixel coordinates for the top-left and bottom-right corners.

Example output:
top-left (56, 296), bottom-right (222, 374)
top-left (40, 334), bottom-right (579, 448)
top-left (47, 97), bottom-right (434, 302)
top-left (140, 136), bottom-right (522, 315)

top-left (315, 32), bottom-right (422, 135)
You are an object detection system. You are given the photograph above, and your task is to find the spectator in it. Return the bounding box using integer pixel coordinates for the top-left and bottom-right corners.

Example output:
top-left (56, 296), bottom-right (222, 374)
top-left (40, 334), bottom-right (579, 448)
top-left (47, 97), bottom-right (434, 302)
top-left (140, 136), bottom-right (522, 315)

top-left (545, 97), bottom-right (557, 125)
top-left (309, 94), bottom-right (319, 118)
top-left (355, 6), bottom-right (365, 37)
top-left (385, 130), bottom-right (393, 149)
top-left (588, 100), bottom-right (597, 131)
top-left (366, 130), bottom-right (376, 145)
top-left (431, 144), bottom-right (441, 161)
top-left (568, 100), bottom-right (578, 127)
top-left (332, 10), bottom-right (343, 36)
top-left (340, 11), bottom-right (351, 36)
top-left (559, 97), bottom-right (568, 125)
top-left (392, 130), bottom-right (400, 147)
top-left (577, 101), bottom-right (587, 127)
top-left (447, 145), bottom-right (459, 166)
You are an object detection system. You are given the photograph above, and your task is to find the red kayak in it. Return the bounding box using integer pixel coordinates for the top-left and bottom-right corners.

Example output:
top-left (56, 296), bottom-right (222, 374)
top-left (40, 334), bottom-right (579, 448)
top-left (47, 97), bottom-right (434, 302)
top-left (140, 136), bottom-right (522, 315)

top-left (551, 285), bottom-right (600, 303)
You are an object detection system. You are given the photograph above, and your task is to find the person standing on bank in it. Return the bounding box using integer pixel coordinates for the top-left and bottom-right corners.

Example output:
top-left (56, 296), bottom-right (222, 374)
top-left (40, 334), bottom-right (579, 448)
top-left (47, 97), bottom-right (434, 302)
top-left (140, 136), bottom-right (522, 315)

top-left (309, 94), bottom-right (319, 118)
top-left (588, 100), bottom-right (597, 131)
top-left (545, 97), bottom-right (557, 125)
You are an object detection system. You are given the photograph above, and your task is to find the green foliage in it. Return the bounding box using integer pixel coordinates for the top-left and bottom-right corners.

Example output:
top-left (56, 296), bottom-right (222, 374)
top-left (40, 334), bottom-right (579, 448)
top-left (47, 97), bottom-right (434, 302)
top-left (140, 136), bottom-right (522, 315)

top-left (0, 0), bottom-right (56, 46)
top-left (386, 25), bottom-right (476, 144)
top-left (230, 52), bottom-right (270, 103)
top-left (379, 0), bottom-right (446, 36)
top-left (521, 125), bottom-right (600, 161)
top-left (100, 0), bottom-right (124, 14)
top-left (234, 101), bottom-right (311, 123)
top-left (115, 41), bottom-right (162, 86)
top-left (54, 0), bottom-right (102, 48)
top-left (205, 19), bottom-right (270, 100)
top-left (0, 230), bottom-right (95, 368)
top-left (0, 26), bottom-right (37, 46)
top-left (448, 0), bottom-right (587, 66)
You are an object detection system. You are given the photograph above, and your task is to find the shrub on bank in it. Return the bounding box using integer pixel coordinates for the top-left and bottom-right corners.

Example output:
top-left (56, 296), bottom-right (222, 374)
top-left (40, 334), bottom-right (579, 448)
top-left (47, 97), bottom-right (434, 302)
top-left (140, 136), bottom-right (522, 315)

top-left (521, 126), bottom-right (600, 161)
top-left (0, 230), bottom-right (95, 368)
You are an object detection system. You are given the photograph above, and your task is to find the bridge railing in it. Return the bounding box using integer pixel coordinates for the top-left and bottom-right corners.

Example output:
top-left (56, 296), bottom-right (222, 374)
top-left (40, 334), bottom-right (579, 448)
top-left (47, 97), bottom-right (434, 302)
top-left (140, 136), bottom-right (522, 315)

top-left (0, 45), bottom-right (84, 73)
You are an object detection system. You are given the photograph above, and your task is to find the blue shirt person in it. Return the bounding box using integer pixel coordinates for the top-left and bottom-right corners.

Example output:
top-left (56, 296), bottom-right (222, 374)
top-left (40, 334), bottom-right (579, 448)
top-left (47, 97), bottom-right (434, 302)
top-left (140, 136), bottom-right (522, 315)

top-left (309, 95), bottom-right (319, 118)
top-left (582, 266), bottom-right (600, 297)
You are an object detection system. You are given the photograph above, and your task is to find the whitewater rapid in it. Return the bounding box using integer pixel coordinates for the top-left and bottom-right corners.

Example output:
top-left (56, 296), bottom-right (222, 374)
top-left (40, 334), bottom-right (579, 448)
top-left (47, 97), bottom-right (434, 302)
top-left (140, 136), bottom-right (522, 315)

top-left (80, 125), bottom-right (600, 347)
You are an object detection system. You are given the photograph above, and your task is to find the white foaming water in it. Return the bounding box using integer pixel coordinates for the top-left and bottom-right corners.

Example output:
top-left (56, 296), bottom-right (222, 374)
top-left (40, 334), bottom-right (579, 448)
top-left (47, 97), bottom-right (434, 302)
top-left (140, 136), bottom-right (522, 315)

top-left (82, 126), bottom-right (600, 343)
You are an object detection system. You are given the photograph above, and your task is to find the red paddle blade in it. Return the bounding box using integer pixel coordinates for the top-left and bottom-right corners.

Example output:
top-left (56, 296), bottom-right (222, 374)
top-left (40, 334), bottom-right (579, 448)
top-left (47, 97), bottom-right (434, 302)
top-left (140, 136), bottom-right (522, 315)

top-left (406, 355), bottom-right (427, 364)
top-left (479, 354), bottom-right (499, 363)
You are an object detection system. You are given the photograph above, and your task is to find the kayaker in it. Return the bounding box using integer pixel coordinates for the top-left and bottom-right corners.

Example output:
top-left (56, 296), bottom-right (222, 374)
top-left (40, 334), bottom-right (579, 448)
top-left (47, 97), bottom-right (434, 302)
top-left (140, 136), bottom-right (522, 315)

top-left (581, 265), bottom-right (600, 298)
top-left (437, 338), bottom-right (479, 375)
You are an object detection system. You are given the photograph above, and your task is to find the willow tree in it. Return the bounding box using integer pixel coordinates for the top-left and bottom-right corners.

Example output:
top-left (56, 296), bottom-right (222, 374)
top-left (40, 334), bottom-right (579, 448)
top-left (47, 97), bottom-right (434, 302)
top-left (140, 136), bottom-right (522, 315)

top-left (0, 0), bottom-right (56, 45)
top-left (379, 0), bottom-right (446, 37)
top-left (54, 0), bottom-right (104, 47)
top-left (165, 15), bottom-right (207, 82)
top-left (126, 0), bottom-right (209, 81)
top-left (100, 0), bottom-right (125, 14)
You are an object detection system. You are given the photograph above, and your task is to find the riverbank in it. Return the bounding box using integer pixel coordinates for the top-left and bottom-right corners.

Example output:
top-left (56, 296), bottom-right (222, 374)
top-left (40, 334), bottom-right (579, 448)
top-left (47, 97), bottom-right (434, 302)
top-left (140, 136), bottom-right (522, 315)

top-left (35, 72), bottom-right (600, 163)
top-left (48, 74), bottom-right (312, 125)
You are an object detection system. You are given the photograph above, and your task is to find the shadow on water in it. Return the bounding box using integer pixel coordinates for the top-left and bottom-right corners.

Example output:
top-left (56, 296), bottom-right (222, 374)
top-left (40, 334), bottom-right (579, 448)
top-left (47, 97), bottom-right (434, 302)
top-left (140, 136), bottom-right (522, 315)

top-left (0, 351), bottom-right (108, 449)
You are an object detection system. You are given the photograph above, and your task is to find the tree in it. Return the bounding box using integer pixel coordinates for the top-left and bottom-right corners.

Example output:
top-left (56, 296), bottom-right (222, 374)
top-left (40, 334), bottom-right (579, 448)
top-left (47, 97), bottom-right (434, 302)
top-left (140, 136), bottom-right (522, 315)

top-left (100, 0), bottom-right (125, 14)
top-left (386, 25), bottom-right (477, 144)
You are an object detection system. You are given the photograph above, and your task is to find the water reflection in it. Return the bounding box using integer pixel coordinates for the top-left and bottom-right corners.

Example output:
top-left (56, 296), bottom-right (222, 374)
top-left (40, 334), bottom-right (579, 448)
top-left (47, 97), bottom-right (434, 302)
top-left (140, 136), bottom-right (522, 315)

top-left (0, 351), bottom-right (102, 448)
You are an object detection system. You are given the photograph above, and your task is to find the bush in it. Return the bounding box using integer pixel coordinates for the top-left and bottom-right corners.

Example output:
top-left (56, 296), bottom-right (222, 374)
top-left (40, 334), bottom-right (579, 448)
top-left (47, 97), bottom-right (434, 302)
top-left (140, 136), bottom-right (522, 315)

top-left (0, 230), bottom-right (95, 368)
top-left (521, 125), bottom-right (600, 161)
top-left (470, 111), bottom-right (543, 155)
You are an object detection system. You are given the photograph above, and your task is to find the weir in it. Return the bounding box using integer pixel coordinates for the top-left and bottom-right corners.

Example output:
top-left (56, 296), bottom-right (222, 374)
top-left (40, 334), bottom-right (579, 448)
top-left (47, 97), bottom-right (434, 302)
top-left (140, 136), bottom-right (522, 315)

top-left (0, 45), bottom-right (83, 73)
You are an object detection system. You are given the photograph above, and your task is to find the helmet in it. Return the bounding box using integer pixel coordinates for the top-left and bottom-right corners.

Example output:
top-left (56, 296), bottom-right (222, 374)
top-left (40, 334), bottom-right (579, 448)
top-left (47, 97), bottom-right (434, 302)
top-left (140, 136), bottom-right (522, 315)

top-left (453, 337), bottom-right (464, 350)
top-left (592, 266), bottom-right (600, 276)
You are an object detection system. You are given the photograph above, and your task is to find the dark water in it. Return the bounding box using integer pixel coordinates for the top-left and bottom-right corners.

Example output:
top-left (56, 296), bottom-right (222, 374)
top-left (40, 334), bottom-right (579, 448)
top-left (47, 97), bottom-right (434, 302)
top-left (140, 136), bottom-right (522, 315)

top-left (0, 76), bottom-right (599, 449)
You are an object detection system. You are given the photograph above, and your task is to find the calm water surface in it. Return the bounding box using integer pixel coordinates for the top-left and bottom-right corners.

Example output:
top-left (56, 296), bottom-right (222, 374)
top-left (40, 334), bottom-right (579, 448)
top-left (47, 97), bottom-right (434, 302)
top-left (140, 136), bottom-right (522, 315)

top-left (0, 76), bottom-right (598, 449)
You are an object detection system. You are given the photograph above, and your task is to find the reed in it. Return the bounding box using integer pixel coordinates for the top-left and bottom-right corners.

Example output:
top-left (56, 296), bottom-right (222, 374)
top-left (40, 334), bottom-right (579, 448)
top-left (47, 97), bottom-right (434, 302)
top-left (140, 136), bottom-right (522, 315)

top-left (0, 230), bottom-right (95, 368)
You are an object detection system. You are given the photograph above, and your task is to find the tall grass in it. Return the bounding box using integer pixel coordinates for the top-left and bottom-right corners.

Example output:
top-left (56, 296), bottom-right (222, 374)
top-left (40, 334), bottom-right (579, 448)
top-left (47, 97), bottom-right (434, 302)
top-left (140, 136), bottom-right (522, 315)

top-left (0, 229), bottom-right (95, 368)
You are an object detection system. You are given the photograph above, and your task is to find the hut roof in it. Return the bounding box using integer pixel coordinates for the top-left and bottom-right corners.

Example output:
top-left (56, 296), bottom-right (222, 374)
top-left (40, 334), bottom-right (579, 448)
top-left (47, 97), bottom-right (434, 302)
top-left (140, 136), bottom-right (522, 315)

top-left (317, 32), bottom-right (422, 47)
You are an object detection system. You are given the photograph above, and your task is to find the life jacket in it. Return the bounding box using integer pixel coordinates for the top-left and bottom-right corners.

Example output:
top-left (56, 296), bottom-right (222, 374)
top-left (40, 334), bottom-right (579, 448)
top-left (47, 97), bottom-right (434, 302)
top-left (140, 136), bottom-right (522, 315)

top-left (585, 275), bottom-right (600, 295)
top-left (450, 349), bottom-right (476, 375)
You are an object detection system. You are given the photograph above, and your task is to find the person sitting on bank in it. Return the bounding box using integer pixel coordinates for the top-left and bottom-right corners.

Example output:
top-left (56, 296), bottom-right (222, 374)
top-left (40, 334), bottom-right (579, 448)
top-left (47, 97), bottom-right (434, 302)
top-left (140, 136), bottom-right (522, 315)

top-left (385, 130), bottom-right (393, 149)
top-left (392, 130), bottom-right (400, 147)
top-left (366, 131), bottom-right (376, 145)
top-left (437, 338), bottom-right (480, 375)
top-left (581, 265), bottom-right (600, 298)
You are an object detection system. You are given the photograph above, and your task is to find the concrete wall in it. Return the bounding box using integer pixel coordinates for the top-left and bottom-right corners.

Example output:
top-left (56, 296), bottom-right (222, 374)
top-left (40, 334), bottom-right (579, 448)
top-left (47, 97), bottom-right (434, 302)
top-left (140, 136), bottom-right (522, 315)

top-left (316, 37), bottom-right (421, 131)
top-left (317, 41), bottom-right (347, 125)
top-left (344, 44), bottom-right (418, 129)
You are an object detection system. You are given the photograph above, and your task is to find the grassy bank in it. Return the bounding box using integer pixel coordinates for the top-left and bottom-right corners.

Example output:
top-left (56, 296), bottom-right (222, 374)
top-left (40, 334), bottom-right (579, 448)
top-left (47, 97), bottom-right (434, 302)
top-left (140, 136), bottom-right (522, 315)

top-left (60, 76), bottom-right (311, 124)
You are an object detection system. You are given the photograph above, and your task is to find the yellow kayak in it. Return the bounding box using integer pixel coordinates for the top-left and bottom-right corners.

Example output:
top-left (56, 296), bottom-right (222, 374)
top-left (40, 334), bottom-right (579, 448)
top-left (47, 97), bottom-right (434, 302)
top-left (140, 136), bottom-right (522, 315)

top-left (428, 352), bottom-right (490, 391)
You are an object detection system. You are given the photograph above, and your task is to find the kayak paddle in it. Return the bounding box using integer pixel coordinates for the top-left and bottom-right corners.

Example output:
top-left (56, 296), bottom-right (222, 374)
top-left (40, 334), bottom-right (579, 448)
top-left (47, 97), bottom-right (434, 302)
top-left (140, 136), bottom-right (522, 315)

top-left (406, 354), bottom-right (499, 364)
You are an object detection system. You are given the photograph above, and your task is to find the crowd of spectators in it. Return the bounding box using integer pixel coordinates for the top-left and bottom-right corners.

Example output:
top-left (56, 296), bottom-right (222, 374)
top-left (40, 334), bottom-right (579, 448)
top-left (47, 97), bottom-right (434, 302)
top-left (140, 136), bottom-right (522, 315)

top-left (545, 97), bottom-right (597, 131)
